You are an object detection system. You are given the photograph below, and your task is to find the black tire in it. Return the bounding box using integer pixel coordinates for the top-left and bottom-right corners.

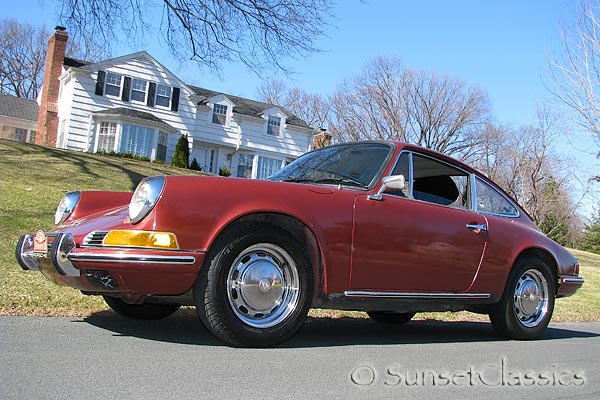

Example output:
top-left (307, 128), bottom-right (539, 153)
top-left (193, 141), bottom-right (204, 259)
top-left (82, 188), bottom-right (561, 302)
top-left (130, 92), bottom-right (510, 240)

top-left (103, 296), bottom-right (180, 320)
top-left (489, 256), bottom-right (555, 340)
top-left (367, 311), bottom-right (415, 325)
top-left (194, 225), bottom-right (313, 347)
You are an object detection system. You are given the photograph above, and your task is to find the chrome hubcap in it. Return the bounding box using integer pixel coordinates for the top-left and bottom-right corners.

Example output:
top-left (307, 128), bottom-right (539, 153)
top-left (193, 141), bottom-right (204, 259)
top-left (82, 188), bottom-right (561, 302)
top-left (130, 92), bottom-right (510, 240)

top-left (513, 269), bottom-right (549, 327)
top-left (227, 243), bottom-right (299, 328)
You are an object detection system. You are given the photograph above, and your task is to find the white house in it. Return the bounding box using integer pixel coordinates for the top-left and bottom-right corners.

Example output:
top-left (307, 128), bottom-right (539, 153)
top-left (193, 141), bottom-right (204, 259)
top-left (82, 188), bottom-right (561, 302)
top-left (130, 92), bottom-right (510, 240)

top-left (36, 27), bottom-right (316, 179)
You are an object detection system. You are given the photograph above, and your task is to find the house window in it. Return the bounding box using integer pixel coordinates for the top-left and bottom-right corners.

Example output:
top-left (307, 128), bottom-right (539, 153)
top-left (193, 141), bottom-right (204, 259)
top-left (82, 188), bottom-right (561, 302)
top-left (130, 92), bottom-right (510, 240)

top-left (156, 85), bottom-right (171, 107)
top-left (105, 72), bottom-right (122, 97)
top-left (120, 124), bottom-right (154, 158)
top-left (267, 116), bottom-right (281, 136)
top-left (256, 156), bottom-right (283, 179)
top-left (157, 131), bottom-right (168, 162)
top-left (28, 130), bottom-right (36, 143)
top-left (237, 154), bottom-right (254, 178)
top-left (97, 122), bottom-right (118, 152)
top-left (130, 79), bottom-right (147, 102)
top-left (212, 104), bottom-right (227, 125)
top-left (14, 128), bottom-right (27, 142)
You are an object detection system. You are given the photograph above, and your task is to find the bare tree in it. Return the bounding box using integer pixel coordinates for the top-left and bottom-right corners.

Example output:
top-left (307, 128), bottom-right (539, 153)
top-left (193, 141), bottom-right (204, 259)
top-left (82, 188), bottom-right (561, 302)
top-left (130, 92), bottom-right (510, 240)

top-left (472, 109), bottom-right (582, 245)
top-left (0, 18), bottom-right (110, 100)
top-left (0, 19), bottom-right (48, 99)
top-left (548, 0), bottom-right (600, 152)
top-left (57, 0), bottom-right (333, 74)
top-left (328, 56), bottom-right (491, 158)
top-left (257, 78), bottom-right (331, 128)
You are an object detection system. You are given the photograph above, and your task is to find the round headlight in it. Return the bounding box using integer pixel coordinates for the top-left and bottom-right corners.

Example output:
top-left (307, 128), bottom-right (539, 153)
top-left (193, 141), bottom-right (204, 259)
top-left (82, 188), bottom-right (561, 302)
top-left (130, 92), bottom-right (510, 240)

top-left (55, 191), bottom-right (81, 225)
top-left (129, 176), bottom-right (165, 224)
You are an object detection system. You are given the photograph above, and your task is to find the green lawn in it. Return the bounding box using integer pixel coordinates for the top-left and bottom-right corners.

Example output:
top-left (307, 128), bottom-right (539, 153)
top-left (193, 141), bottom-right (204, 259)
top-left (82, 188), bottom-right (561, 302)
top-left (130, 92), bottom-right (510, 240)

top-left (1, 139), bottom-right (598, 322)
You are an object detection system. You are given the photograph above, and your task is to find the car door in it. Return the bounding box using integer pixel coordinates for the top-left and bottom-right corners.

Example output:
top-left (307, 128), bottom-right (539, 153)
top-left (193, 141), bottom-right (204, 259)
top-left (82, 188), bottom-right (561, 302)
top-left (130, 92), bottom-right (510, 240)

top-left (349, 152), bottom-right (488, 293)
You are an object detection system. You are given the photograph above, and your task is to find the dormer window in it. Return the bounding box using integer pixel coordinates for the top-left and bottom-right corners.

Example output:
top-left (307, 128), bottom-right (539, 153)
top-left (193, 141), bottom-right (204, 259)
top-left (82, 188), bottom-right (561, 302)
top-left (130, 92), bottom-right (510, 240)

top-left (267, 116), bottom-right (281, 136)
top-left (213, 104), bottom-right (228, 125)
top-left (105, 72), bottom-right (122, 97)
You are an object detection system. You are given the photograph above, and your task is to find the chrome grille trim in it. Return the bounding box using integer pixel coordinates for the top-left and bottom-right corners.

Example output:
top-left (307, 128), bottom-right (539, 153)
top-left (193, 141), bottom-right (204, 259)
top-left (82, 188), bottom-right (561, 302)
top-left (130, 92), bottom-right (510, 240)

top-left (82, 230), bottom-right (109, 247)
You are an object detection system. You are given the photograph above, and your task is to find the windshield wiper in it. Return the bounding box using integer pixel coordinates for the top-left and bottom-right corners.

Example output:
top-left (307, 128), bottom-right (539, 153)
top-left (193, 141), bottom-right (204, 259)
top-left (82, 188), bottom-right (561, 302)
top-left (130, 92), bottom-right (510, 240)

top-left (311, 177), bottom-right (368, 188)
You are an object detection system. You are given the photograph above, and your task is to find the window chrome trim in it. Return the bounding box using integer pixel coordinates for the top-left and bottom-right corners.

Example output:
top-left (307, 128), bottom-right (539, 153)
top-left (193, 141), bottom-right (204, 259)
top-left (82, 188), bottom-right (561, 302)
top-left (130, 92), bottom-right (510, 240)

top-left (344, 290), bottom-right (491, 299)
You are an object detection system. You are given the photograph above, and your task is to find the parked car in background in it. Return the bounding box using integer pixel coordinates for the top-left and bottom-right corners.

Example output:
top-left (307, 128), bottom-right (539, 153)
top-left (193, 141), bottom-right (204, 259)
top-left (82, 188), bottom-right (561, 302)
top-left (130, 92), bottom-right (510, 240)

top-left (16, 141), bottom-right (584, 347)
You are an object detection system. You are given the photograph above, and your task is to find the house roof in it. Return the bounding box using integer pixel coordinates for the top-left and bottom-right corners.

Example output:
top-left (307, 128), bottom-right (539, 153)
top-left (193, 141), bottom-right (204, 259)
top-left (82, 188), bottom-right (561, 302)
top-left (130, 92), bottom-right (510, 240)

top-left (64, 57), bottom-right (90, 68)
top-left (93, 107), bottom-right (176, 132)
top-left (189, 85), bottom-right (312, 130)
top-left (0, 93), bottom-right (39, 122)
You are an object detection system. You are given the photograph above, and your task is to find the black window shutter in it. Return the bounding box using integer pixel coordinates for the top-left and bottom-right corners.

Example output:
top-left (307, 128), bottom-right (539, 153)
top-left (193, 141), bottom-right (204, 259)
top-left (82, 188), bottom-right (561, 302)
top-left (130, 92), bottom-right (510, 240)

top-left (147, 82), bottom-right (156, 107)
top-left (122, 77), bottom-right (131, 102)
top-left (171, 87), bottom-right (180, 111)
top-left (95, 70), bottom-right (106, 96)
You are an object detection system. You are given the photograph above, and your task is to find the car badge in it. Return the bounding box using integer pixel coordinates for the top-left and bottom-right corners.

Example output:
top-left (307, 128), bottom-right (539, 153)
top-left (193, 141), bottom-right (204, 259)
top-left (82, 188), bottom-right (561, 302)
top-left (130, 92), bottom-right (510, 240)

top-left (33, 229), bottom-right (48, 256)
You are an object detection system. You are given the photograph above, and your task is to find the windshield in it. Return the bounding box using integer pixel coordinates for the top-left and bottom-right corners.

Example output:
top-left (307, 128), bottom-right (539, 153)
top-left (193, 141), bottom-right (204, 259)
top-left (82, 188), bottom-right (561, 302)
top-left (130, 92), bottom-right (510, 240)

top-left (268, 142), bottom-right (393, 188)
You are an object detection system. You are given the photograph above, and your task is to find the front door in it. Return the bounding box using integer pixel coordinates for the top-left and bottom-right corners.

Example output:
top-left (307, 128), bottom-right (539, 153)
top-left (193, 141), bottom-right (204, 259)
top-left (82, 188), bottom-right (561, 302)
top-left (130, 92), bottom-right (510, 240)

top-left (349, 152), bottom-right (488, 293)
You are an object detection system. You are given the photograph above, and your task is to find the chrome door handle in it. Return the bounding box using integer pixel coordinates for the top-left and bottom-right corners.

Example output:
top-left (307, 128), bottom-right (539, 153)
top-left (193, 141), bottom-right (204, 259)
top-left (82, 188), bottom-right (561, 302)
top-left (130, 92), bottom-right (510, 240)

top-left (466, 223), bottom-right (487, 232)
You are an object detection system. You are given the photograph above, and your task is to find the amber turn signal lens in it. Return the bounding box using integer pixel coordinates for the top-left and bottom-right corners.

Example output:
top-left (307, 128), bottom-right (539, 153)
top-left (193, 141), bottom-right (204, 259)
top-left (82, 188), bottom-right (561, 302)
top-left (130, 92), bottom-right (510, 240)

top-left (103, 230), bottom-right (179, 249)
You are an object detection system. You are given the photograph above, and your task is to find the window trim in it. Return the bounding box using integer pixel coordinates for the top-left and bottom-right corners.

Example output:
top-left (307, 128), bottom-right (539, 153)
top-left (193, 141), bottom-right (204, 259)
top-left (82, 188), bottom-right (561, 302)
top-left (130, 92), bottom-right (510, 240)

top-left (104, 72), bottom-right (122, 98)
top-left (266, 115), bottom-right (282, 137)
top-left (212, 103), bottom-right (228, 125)
top-left (130, 78), bottom-right (147, 103)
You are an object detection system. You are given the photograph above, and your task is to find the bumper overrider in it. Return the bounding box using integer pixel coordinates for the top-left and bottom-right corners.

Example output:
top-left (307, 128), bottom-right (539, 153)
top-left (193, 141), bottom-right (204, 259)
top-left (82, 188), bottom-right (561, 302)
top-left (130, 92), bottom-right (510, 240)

top-left (15, 232), bottom-right (204, 295)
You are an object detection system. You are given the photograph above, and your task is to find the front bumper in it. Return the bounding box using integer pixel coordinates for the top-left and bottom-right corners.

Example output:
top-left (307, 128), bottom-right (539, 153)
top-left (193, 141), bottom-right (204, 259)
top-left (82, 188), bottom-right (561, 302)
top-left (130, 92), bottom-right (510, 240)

top-left (16, 232), bottom-right (204, 295)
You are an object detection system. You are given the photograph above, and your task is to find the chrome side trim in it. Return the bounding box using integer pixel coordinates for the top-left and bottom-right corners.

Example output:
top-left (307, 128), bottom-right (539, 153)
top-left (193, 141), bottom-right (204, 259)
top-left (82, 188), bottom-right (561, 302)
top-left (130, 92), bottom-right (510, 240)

top-left (344, 290), bottom-right (491, 299)
top-left (68, 252), bottom-right (196, 265)
top-left (561, 276), bottom-right (585, 284)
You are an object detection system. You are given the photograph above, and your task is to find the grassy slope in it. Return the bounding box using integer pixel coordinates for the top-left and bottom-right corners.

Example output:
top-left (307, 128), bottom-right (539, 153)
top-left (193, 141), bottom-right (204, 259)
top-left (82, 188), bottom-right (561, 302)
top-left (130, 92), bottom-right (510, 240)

top-left (1, 139), bottom-right (598, 321)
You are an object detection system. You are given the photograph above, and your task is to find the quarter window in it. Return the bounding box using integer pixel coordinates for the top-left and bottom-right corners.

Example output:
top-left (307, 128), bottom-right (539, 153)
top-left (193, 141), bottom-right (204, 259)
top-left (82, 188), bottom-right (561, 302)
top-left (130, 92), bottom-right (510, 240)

top-left (156, 85), bottom-right (171, 107)
top-left (267, 116), bottom-right (281, 136)
top-left (212, 104), bottom-right (227, 125)
top-left (105, 72), bottom-right (122, 97)
top-left (130, 79), bottom-right (147, 102)
top-left (475, 177), bottom-right (518, 216)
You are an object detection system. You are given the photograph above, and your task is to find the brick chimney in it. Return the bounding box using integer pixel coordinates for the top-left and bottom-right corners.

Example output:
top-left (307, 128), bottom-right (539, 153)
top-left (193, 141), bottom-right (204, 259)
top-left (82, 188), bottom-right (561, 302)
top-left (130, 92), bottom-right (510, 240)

top-left (313, 128), bottom-right (332, 149)
top-left (36, 26), bottom-right (68, 146)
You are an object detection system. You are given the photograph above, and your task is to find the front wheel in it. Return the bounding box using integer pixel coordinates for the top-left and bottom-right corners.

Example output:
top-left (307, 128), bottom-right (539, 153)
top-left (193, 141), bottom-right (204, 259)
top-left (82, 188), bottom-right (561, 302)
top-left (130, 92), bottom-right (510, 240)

top-left (194, 225), bottom-right (313, 347)
top-left (489, 256), bottom-right (555, 340)
top-left (103, 296), bottom-right (180, 320)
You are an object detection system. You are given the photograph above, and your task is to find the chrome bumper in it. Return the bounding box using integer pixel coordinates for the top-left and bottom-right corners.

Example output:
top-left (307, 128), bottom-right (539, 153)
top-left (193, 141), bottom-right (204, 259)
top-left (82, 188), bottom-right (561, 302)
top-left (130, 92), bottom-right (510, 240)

top-left (16, 232), bottom-right (80, 276)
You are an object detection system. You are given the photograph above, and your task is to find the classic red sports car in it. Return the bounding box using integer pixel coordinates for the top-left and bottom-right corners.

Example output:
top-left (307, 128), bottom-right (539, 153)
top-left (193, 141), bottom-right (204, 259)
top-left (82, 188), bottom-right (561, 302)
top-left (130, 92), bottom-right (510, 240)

top-left (16, 141), bottom-right (584, 346)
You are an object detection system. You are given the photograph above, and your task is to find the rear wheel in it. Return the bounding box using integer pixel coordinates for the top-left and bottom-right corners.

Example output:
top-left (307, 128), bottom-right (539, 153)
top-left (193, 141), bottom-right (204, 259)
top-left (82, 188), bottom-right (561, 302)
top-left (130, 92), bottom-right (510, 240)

top-left (103, 296), bottom-right (180, 320)
top-left (489, 256), bottom-right (555, 340)
top-left (194, 225), bottom-right (313, 347)
top-left (367, 311), bottom-right (415, 325)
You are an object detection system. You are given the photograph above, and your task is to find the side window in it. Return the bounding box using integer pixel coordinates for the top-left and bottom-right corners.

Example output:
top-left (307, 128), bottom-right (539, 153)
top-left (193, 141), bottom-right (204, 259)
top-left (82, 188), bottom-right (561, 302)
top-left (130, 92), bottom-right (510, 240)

top-left (411, 154), bottom-right (471, 210)
top-left (475, 177), bottom-right (518, 216)
top-left (390, 152), bottom-right (411, 197)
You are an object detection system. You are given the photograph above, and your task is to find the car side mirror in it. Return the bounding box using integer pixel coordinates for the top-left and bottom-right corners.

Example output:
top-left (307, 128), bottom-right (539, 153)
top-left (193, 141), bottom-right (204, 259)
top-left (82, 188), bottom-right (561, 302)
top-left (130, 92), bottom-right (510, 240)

top-left (368, 175), bottom-right (406, 201)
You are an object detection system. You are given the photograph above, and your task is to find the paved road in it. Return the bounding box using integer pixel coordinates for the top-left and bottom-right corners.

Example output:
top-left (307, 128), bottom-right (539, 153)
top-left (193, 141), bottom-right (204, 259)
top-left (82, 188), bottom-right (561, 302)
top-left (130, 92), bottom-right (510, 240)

top-left (0, 314), bottom-right (598, 399)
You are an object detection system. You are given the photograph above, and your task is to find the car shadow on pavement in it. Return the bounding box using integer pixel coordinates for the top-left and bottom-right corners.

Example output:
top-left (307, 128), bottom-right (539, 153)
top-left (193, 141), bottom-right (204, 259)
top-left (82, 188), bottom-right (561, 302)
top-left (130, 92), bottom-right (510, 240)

top-left (82, 309), bottom-right (600, 348)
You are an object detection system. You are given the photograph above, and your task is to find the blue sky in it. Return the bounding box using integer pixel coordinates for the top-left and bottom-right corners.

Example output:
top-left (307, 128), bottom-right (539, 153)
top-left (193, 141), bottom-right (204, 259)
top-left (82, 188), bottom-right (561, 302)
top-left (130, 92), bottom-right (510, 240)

top-left (6, 0), bottom-right (599, 215)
